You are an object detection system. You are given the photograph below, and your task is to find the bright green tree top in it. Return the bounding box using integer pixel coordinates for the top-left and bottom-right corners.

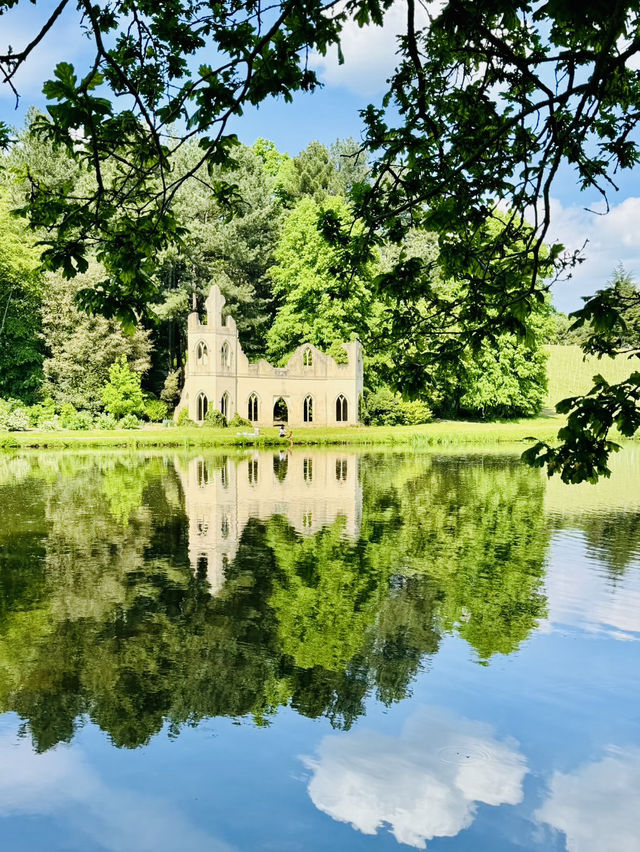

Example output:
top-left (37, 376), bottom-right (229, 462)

top-left (101, 356), bottom-right (145, 418)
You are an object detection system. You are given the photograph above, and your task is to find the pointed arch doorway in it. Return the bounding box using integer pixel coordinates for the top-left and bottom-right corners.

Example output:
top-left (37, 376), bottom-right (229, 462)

top-left (273, 397), bottom-right (288, 424)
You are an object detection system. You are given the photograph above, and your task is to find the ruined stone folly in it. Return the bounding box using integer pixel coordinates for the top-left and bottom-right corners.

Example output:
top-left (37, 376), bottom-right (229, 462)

top-left (177, 285), bottom-right (363, 427)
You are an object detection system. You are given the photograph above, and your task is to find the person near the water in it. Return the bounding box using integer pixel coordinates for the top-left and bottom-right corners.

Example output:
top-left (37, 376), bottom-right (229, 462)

top-left (279, 424), bottom-right (286, 438)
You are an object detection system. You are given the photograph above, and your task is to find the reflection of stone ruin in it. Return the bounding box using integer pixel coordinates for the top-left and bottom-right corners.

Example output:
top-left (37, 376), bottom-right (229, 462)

top-left (177, 451), bottom-right (363, 593)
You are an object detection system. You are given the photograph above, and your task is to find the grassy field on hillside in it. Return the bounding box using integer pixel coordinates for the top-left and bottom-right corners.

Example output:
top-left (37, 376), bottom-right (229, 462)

top-left (545, 344), bottom-right (633, 409)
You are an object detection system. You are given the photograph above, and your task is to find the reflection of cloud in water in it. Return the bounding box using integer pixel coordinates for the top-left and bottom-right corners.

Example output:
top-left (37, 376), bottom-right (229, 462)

top-left (0, 731), bottom-right (231, 852)
top-left (302, 708), bottom-right (527, 849)
top-left (536, 747), bottom-right (640, 852)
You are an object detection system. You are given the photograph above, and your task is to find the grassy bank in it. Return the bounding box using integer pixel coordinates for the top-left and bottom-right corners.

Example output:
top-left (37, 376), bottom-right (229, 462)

top-left (0, 416), bottom-right (566, 450)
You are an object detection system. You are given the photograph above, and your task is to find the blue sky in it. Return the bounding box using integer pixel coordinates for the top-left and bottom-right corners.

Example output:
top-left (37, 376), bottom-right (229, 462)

top-left (2, 1), bottom-right (640, 312)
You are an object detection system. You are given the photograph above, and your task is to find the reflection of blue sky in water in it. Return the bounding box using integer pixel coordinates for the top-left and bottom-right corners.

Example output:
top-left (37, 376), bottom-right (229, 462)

top-left (536, 747), bottom-right (640, 852)
top-left (302, 707), bottom-right (527, 849)
top-left (0, 724), bottom-right (231, 852)
top-left (541, 533), bottom-right (640, 641)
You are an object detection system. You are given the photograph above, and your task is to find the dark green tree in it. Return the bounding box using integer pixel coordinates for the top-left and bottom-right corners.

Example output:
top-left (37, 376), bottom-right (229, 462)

top-left (283, 141), bottom-right (341, 203)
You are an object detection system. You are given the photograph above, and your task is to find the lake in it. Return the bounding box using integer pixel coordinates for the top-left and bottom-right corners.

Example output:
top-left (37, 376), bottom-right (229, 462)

top-left (0, 447), bottom-right (638, 851)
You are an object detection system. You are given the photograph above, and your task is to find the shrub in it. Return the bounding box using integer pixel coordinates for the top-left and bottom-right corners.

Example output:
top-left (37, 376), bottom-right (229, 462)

top-left (203, 408), bottom-right (227, 428)
top-left (160, 368), bottom-right (182, 405)
top-left (144, 398), bottom-right (169, 422)
top-left (59, 403), bottom-right (93, 430)
top-left (102, 356), bottom-right (145, 417)
top-left (7, 408), bottom-right (30, 431)
top-left (176, 407), bottom-right (194, 426)
top-left (59, 403), bottom-right (78, 429)
top-left (0, 402), bottom-right (10, 431)
top-left (95, 413), bottom-right (117, 430)
top-left (118, 413), bottom-right (141, 430)
top-left (363, 388), bottom-right (405, 426)
top-left (229, 412), bottom-right (252, 428)
top-left (73, 410), bottom-right (94, 430)
top-left (0, 398), bottom-right (23, 430)
top-left (39, 417), bottom-right (62, 431)
top-left (361, 388), bottom-right (432, 426)
top-left (29, 398), bottom-right (56, 427)
top-left (401, 399), bottom-right (432, 425)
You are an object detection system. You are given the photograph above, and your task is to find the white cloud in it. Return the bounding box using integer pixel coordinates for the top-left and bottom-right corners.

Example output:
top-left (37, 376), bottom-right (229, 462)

top-left (309, 1), bottom-right (441, 97)
top-left (302, 707), bottom-right (527, 849)
top-left (547, 197), bottom-right (640, 312)
top-left (0, 731), bottom-right (232, 852)
top-left (536, 747), bottom-right (640, 852)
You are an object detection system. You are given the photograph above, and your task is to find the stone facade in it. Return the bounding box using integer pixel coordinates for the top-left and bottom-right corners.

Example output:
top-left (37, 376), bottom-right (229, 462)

top-left (176, 285), bottom-right (363, 427)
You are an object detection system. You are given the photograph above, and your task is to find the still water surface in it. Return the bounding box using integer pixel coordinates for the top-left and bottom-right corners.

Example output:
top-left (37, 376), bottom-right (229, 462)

top-left (0, 448), bottom-right (639, 851)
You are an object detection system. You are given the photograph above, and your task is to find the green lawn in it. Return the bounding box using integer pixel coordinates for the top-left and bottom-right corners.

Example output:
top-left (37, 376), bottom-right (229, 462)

top-left (545, 344), bottom-right (633, 409)
top-left (0, 417), bottom-right (564, 451)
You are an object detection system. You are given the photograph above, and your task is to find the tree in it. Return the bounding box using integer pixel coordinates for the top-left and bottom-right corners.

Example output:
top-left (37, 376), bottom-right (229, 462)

top-left (282, 141), bottom-right (341, 203)
top-left (266, 195), bottom-right (375, 361)
top-left (101, 356), bottom-right (146, 418)
top-left (0, 0), bottom-right (376, 320)
top-left (330, 137), bottom-right (370, 196)
top-left (165, 141), bottom-right (285, 358)
top-left (41, 265), bottom-right (152, 412)
top-left (457, 336), bottom-right (548, 419)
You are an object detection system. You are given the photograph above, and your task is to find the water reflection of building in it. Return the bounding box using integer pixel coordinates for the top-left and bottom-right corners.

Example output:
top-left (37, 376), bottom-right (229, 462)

top-left (177, 451), bottom-right (362, 593)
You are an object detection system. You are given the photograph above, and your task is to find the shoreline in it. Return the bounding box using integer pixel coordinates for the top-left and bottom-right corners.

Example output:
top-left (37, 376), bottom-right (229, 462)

top-left (0, 417), bottom-right (569, 450)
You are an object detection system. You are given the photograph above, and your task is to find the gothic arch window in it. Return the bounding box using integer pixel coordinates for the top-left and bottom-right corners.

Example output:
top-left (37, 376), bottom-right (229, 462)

top-left (221, 340), bottom-right (231, 368)
top-left (197, 392), bottom-right (208, 422)
top-left (273, 397), bottom-right (288, 423)
top-left (303, 395), bottom-right (313, 423)
top-left (302, 347), bottom-right (313, 367)
top-left (336, 394), bottom-right (348, 422)
top-left (220, 392), bottom-right (229, 419)
top-left (196, 341), bottom-right (208, 366)
top-left (248, 393), bottom-right (259, 422)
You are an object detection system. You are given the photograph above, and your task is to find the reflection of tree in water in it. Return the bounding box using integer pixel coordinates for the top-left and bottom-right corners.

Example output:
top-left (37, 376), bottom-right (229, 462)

top-left (580, 512), bottom-right (640, 579)
top-left (0, 452), bottom-right (551, 751)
